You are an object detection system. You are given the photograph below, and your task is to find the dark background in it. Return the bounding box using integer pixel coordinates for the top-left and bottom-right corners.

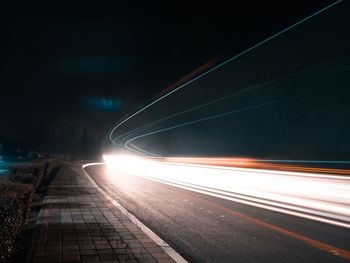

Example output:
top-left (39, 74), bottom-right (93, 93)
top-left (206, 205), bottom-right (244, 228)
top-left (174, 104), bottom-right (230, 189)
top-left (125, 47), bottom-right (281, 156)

top-left (1, 1), bottom-right (349, 159)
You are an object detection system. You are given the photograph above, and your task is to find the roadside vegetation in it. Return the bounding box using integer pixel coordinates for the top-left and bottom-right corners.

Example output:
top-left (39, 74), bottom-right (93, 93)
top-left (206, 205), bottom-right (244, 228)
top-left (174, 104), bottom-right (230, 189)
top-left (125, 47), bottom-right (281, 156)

top-left (0, 158), bottom-right (63, 263)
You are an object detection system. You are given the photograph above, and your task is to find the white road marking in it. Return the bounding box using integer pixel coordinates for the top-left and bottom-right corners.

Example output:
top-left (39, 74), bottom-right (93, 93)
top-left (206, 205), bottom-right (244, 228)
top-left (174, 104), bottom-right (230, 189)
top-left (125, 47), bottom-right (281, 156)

top-left (82, 163), bottom-right (188, 263)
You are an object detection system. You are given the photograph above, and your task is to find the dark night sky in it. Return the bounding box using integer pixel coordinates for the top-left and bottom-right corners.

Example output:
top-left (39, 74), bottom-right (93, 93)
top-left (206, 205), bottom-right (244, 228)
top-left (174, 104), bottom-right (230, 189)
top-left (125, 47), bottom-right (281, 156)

top-left (1, 1), bottom-right (349, 158)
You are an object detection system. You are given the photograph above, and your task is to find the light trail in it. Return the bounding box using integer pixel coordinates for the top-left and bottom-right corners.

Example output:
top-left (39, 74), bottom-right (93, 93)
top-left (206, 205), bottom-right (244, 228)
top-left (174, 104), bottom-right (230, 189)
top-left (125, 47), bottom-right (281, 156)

top-left (109, 0), bottom-right (344, 153)
top-left (124, 94), bottom-right (304, 154)
top-left (164, 157), bottom-right (350, 175)
top-left (104, 2), bottom-right (349, 234)
top-left (113, 85), bottom-right (258, 147)
top-left (103, 154), bottom-right (350, 228)
top-left (128, 144), bottom-right (161, 157)
top-left (113, 61), bottom-right (332, 148)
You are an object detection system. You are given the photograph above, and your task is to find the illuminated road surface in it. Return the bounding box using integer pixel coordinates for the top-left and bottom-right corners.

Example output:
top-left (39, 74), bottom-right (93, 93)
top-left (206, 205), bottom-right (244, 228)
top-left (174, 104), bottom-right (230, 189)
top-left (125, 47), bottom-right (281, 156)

top-left (85, 157), bottom-right (350, 262)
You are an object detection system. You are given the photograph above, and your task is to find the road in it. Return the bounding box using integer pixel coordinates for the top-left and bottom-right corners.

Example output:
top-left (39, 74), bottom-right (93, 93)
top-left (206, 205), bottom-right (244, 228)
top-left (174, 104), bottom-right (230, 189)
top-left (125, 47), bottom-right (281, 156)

top-left (85, 160), bottom-right (350, 263)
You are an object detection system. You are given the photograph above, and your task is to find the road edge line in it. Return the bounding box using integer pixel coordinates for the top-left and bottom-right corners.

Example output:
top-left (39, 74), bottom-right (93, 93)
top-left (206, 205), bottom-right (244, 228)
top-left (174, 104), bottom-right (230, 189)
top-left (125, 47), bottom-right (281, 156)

top-left (82, 162), bottom-right (188, 263)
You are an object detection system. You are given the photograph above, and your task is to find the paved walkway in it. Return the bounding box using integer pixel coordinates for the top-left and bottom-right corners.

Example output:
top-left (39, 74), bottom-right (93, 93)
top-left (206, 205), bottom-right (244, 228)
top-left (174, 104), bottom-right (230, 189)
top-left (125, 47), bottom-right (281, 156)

top-left (31, 164), bottom-right (176, 263)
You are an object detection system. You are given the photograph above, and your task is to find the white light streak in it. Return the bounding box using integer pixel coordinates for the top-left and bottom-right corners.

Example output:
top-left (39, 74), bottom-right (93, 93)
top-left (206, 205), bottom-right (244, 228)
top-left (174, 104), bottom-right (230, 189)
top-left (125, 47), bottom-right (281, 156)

top-left (103, 154), bottom-right (350, 228)
top-left (109, 0), bottom-right (344, 156)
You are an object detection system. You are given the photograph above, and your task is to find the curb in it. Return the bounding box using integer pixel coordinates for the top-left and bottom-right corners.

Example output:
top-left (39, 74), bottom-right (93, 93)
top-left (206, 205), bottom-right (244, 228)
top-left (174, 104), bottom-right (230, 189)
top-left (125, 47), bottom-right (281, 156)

top-left (82, 163), bottom-right (188, 263)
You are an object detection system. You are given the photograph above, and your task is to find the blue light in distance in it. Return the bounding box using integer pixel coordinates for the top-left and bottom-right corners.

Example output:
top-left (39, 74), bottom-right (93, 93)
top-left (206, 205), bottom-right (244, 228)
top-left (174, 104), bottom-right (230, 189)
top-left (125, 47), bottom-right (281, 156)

top-left (84, 97), bottom-right (123, 111)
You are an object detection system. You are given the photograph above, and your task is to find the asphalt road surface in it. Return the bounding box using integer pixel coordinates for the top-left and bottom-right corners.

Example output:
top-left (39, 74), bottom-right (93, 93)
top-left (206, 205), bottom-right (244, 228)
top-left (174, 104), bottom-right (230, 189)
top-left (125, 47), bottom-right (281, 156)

top-left (85, 164), bottom-right (350, 263)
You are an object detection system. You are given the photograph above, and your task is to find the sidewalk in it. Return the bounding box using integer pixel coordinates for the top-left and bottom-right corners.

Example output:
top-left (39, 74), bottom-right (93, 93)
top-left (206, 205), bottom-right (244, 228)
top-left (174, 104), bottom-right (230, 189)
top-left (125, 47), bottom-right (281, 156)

top-left (30, 163), bottom-right (177, 263)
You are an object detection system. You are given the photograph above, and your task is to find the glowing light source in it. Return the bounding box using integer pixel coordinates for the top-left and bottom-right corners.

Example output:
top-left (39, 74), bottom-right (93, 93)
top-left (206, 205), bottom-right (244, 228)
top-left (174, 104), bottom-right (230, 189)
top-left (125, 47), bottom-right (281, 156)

top-left (84, 97), bottom-right (122, 111)
top-left (103, 154), bottom-right (144, 170)
top-left (102, 154), bottom-right (350, 228)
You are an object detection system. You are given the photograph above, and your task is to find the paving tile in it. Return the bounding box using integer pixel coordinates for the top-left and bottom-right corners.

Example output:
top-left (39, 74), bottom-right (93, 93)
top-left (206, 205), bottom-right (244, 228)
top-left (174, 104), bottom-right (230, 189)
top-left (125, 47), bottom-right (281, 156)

top-left (97, 250), bottom-right (117, 261)
top-left (95, 244), bottom-right (112, 249)
top-left (79, 244), bottom-right (96, 250)
top-left (130, 247), bottom-right (148, 254)
top-left (34, 248), bottom-right (45, 257)
top-left (29, 164), bottom-right (175, 263)
top-left (62, 248), bottom-right (80, 261)
top-left (45, 246), bottom-right (61, 256)
top-left (145, 247), bottom-right (166, 254)
top-left (155, 259), bottom-right (176, 263)
top-left (151, 252), bottom-right (172, 259)
top-left (80, 254), bottom-right (100, 262)
top-left (32, 256), bottom-right (44, 263)
top-left (118, 259), bottom-right (138, 263)
top-left (142, 242), bottom-right (159, 248)
top-left (79, 249), bottom-right (98, 255)
top-left (135, 253), bottom-right (157, 263)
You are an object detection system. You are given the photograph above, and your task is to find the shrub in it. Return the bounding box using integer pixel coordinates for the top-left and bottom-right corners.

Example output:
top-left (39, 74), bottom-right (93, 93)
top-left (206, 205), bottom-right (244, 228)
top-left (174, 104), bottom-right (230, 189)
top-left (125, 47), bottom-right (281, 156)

top-left (9, 173), bottom-right (36, 185)
top-left (0, 183), bottom-right (34, 263)
top-left (0, 159), bottom-right (63, 262)
top-left (0, 183), bottom-right (34, 223)
top-left (8, 164), bottom-right (45, 187)
top-left (0, 194), bottom-right (23, 263)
